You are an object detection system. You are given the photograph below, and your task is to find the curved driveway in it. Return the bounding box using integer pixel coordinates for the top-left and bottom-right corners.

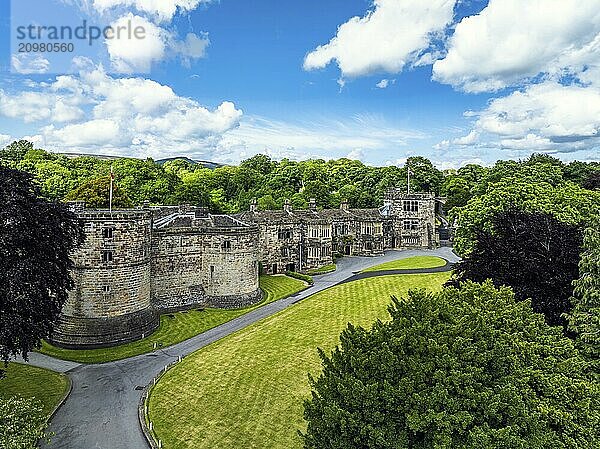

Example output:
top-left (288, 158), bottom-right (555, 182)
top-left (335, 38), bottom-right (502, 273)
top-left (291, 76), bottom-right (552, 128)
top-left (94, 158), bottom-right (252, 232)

top-left (18, 248), bottom-right (459, 449)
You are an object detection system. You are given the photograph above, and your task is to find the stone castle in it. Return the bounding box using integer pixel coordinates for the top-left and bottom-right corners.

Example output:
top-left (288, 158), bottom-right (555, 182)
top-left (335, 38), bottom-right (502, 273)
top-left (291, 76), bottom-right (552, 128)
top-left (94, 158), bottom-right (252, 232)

top-left (52, 190), bottom-right (442, 348)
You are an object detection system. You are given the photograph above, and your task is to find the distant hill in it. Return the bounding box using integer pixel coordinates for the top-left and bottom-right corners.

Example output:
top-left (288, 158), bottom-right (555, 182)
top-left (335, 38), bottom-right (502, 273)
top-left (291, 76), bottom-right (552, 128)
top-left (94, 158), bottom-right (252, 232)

top-left (155, 157), bottom-right (226, 170)
top-left (56, 152), bottom-right (225, 169)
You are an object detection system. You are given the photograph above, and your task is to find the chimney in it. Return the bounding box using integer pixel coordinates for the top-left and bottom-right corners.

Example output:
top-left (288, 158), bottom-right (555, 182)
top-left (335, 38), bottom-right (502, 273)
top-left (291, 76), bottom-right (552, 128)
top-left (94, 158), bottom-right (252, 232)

top-left (309, 198), bottom-right (317, 211)
top-left (250, 198), bottom-right (258, 212)
top-left (283, 199), bottom-right (292, 213)
top-left (340, 200), bottom-right (349, 211)
top-left (142, 200), bottom-right (150, 209)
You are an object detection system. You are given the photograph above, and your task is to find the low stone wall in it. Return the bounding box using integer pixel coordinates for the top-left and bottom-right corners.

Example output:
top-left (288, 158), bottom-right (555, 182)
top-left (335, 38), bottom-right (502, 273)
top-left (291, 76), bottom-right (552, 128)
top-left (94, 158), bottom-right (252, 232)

top-left (50, 307), bottom-right (159, 349)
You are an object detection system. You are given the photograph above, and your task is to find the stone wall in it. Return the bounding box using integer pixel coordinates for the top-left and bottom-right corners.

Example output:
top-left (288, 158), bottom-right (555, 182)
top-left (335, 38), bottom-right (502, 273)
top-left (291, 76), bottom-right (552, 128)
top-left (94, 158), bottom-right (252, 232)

top-left (51, 210), bottom-right (159, 348)
top-left (151, 225), bottom-right (261, 311)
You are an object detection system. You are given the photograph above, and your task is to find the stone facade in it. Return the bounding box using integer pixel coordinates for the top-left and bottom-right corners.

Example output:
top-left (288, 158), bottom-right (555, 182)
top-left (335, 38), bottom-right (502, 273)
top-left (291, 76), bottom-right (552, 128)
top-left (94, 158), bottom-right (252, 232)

top-left (53, 189), bottom-right (439, 348)
top-left (52, 204), bottom-right (261, 349)
top-left (235, 191), bottom-right (438, 275)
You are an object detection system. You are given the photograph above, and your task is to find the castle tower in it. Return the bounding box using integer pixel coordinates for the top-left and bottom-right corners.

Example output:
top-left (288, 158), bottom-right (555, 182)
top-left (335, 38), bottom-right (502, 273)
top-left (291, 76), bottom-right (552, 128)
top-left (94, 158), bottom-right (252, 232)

top-left (383, 190), bottom-right (439, 249)
top-left (50, 206), bottom-right (159, 348)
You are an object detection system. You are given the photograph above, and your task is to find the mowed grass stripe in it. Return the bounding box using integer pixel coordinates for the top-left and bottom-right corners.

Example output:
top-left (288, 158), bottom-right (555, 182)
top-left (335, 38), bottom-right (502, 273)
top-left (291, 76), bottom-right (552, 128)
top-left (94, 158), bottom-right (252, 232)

top-left (361, 255), bottom-right (447, 272)
top-left (40, 275), bottom-right (307, 364)
top-left (148, 272), bottom-right (450, 449)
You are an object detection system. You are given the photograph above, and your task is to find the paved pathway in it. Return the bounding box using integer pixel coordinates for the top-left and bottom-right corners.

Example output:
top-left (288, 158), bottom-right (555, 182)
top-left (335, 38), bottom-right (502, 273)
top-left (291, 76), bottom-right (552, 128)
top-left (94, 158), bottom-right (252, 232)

top-left (17, 248), bottom-right (459, 449)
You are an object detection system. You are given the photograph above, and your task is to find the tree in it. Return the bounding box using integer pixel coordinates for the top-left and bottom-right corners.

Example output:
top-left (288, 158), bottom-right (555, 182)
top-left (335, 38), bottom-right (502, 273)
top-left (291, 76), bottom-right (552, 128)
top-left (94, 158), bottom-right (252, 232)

top-left (302, 281), bottom-right (600, 449)
top-left (567, 224), bottom-right (600, 374)
top-left (448, 209), bottom-right (583, 326)
top-left (0, 167), bottom-right (85, 368)
top-left (583, 170), bottom-right (600, 190)
top-left (65, 176), bottom-right (133, 208)
top-left (0, 397), bottom-right (48, 449)
top-left (451, 178), bottom-right (600, 256)
top-left (0, 140), bottom-right (34, 165)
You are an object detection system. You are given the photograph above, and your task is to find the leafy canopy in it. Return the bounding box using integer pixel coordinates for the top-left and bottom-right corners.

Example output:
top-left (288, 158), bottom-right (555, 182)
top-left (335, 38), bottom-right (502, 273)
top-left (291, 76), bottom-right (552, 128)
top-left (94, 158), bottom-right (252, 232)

top-left (448, 209), bottom-right (583, 326)
top-left (302, 281), bottom-right (600, 449)
top-left (0, 167), bottom-right (85, 367)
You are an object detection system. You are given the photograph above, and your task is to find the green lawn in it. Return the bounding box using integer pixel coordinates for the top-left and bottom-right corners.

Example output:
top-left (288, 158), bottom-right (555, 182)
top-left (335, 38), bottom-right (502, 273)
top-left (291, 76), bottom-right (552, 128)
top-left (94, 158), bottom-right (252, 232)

top-left (40, 275), bottom-right (307, 364)
top-left (307, 264), bottom-right (336, 275)
top-left (361, 255), bottom-right (447, 272)
top-left (148, 272), bottom-right (450, 449)
top-left (0, 363), bottom-right (69, 416)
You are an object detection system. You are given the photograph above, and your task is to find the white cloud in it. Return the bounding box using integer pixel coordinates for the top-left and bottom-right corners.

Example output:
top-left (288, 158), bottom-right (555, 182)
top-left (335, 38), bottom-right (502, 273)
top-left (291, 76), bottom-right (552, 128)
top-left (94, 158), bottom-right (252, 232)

top-left (433, 0), bottom-right (600, 92)
top-left (376, 79), bottom-right (396, 89)
top-left (105, 14), bottom-right (210, 73)
top-left (346, 149), bottom-right (365, 160)
top-left (1, 66), bottom-right (243, 159)
top-left (92, 0), bottom-right (209, 22)
top-left (0, 90), bottom-right (85, 123)
top-left (452, 130), bottom-right (478, 146)
top-left (0, 134), bottom-right (12, 148)
top-left (106, 14), bottom-right (166, 73)
top-left (441, 81), bottom-right (600, 154)
top-left (11, 54), bottom-right (50, 75)
top-left (304, 0), bottom-right (457, 78)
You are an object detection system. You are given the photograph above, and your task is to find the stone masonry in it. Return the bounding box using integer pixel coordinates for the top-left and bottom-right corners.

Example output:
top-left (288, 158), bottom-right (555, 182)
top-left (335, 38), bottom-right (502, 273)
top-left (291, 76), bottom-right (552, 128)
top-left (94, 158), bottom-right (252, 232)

top-left (53, 189), bottom-right (440, 348)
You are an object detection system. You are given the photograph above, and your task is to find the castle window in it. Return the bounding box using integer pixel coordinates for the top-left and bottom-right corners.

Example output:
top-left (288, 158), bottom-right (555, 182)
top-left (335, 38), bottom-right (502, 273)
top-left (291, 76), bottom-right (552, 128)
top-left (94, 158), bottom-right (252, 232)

top-left (278, 229), bottom-right (292, 240)
top-left (221, 241), bottom-right (232, 252)
top-left (362, 223), bottom-right (374, 235)
top-left (322, 246), bottom-right (331, 256)
top-left (403, 220), bottom-right (420, 231)
top-left (366, 242), bottom-right (373, 251)
top-left (403, 200), bottom-right (419, 212)
top-left (101, 251), bottom-right (113, 263)
top-left (101, 285), bottom-right (110, 293)
top-left (308, 247), bottom-right (319, 259)
top-left (281, 247), bottom-right (289, 257)
top-left (102, 227), bottom-right (114, 239)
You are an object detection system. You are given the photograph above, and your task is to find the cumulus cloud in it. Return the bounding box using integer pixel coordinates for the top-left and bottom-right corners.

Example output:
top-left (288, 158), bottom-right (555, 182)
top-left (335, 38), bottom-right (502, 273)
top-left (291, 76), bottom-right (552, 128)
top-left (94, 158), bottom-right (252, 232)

top-left (104, 14), bottom-right (210, 73)
top-left (304, 0), bottom-right (457, 78)
top-left (105, 14), bottom-right (166, 73)
top-left (433, 0), bottom-right (600, 92)
top-left (92, 0), bottom-right (209, 22)
top-left (11, 54), bottom-right (50, 75)
top-left (0, 90), bottom-right (85, 123)
top-left (0, 66), bottom-right (243, 158)
top-left (436, 81), bottom-right (600, 154)
top-left (376, 79), bottom-right (396, 89)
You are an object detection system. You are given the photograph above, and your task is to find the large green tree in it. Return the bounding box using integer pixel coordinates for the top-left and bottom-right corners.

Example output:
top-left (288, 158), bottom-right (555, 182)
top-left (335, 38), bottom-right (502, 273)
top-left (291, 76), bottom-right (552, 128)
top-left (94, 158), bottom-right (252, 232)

top-left (64, 176), bottom-right (133, 208)
top-left (0, 167), bottom-right (85, 367)
top-left (302, 281), bottom-right (600, 449)
top-left (448, 209), bottom-right (583, 326)
top-left (567, 224), bottom-right (600, 374)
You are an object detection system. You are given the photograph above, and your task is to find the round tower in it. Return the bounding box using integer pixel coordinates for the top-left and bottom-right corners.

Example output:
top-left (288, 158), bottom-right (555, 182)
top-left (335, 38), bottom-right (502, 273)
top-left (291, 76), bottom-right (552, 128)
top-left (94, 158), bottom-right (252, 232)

top-left (50, 207), bottom-right (159, 348)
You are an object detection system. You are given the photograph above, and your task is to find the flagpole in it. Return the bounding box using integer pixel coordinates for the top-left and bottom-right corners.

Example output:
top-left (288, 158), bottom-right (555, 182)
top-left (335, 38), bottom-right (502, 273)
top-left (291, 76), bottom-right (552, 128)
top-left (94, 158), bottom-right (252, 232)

top-left (109, 165), bottom-right (114, 214)
top-left (407, 166), bottom-right (411, 194)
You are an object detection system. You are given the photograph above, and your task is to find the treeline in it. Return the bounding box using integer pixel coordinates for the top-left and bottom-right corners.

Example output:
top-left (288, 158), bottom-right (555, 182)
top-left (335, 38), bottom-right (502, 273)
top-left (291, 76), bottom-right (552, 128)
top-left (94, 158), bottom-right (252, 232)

top-left (1, 139), bottom-right (599, 220)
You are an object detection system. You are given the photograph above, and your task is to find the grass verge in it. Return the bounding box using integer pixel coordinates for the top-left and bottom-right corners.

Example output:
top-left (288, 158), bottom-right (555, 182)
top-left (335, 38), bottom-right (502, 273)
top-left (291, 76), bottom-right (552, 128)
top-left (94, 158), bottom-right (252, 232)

top-left (307, 264), bottom-right (336, 275)
top-left (39, 275), bottom-right (307, 364)
top-left (361, 255), bottom-right (447, 272)
top-left (0, 363), bottom-right (69, 417)
top-left (148, 272), bottom-right (450, 449)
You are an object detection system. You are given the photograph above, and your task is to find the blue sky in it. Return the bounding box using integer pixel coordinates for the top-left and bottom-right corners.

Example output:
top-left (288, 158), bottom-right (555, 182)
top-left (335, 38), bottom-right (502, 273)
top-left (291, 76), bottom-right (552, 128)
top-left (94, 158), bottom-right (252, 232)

top-left (0, 0), bottom-right (598, 168)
